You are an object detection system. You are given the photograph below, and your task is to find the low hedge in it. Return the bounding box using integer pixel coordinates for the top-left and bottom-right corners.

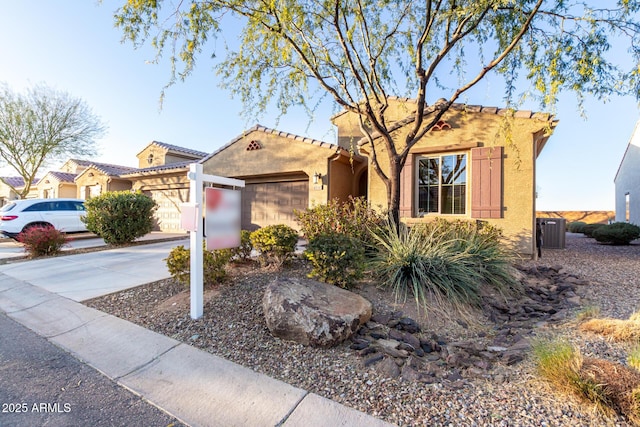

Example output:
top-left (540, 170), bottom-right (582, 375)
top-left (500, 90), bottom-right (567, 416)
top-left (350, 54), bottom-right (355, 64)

top-left (592, 222), bottom-right (640, 245)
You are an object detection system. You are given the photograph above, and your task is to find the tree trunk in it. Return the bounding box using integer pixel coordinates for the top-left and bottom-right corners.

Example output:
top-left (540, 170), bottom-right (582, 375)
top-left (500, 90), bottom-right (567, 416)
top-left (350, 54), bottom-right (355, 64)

top-left (388, 156), bottom-right (401, 227)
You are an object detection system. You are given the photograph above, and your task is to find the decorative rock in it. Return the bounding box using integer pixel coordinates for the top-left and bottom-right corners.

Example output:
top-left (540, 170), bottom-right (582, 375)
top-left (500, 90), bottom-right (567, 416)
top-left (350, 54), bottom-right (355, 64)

top-left (401, 365), bottom-right (422, 382)
top-left (263, 277), bottom-right (372, 347)
top-left (363, 353), bottom-right (384, 367)
top-left (376, 357), bottom-right (401, 378)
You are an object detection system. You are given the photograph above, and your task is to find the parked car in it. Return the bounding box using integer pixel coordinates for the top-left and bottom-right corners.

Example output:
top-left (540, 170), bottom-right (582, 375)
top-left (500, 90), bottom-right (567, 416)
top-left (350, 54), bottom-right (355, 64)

top-left (0, 198), bottom-right (88, 239)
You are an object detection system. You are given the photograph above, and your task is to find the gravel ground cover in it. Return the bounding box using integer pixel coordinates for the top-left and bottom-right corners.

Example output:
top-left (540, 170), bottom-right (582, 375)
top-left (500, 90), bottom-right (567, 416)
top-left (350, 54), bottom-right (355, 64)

top-left (85, 233), bottom-right (640, 426)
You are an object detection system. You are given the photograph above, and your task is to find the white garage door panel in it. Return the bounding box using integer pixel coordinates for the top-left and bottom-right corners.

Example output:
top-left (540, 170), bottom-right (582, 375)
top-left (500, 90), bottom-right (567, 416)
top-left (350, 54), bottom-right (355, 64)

top-left (241, 180), bottom-right (308, 231)
top-left (151, 189), bottom-right (189, 232)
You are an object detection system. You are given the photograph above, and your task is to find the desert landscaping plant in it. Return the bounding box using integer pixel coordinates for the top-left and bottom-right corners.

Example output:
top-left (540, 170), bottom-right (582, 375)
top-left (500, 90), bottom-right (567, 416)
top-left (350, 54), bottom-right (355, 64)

top-left (295, 196), bottom-right (384, 248)
top-left (250, 224), bottom-right (298, 267)
top-left (568, 221), bottom-right (587, 234)
top-left (165, 244), bottom-right (232, 286)
top-left (83, 191), bottom-right (157, 245)
top-left (629, 345), bottom-right (640, 371)
top-left (580, 311), bottom-right (640, 342)
top-left (592, 222), bottom-right (640, 245)
top-left (304, 232), bottom-right (365, 289)
top-left (369, 219), bottom-right (516, 313)
top-left (582, 223), bottom-right (606, 238)
top-left (533, 338), bottom-right (640, 424)
top-left (17, 225), bottom-right (68, 257)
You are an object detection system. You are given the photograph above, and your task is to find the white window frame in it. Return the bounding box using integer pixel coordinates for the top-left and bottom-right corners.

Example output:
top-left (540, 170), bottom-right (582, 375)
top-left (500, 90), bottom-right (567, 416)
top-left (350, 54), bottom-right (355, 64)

top-left (416, 151), bottom-right (469, 217)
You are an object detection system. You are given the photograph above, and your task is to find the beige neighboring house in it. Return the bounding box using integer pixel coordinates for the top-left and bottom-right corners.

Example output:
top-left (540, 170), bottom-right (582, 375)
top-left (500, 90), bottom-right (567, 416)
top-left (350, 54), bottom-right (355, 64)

top-left (333, 100), bottom-right (556, 256)
top-left (122, 141), bottom-right (208, 231)
top-left (75, 162), bottom-right (138, 200)
top-left (200, 124), bottom-right (367, 231)
top-left (0, 177), bottom-right (25, 206)
top-left (36, 171), bottom-right (79, 199)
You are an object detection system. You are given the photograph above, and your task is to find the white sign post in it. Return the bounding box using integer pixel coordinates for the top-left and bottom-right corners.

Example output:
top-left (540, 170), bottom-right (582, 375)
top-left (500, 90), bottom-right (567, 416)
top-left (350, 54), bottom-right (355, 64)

top-left (185, 163), bottom-right (245, 319)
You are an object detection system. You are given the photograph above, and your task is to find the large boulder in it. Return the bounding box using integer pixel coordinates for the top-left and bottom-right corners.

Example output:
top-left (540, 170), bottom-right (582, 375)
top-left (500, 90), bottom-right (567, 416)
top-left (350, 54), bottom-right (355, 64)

top-left (263, 277), bottom-right (372, 347)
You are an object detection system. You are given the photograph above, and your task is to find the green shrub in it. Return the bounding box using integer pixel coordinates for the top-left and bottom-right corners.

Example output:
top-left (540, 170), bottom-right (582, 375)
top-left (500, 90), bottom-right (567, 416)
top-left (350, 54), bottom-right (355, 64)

top-left (568, 221), bottom-right (587, 233)
top-left (83, 191), bottom-right (157, 245)
top-left (369, 218), bottom-right (516, 312)
top-left (304, 233), bottom-right (365, 289)
top-left (592, 222), bottom-right (640, 245)
top-left (229, 229), bottom-right (253, 262)
top-left (294, 196), bottom-right (384, 247)
top-left (250, 224), bottom-right (298, 267)
top-left (582, 223), bottom-right (606, 238)
top-left (18, 225), bottom-right (68, 257)
top-left (164, 244), bottom-right (231, 286)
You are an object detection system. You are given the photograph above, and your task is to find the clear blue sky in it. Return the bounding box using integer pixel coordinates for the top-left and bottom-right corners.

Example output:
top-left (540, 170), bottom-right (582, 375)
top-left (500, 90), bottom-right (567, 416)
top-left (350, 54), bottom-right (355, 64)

top-left (0, 1), bottom-right (638, 211)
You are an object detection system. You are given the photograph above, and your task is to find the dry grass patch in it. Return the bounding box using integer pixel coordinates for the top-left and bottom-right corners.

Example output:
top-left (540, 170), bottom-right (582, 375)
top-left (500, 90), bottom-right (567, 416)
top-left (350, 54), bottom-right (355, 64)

top-left (580, 311), bottom-right (640, 342)
top-left (533, 339), bottom-right (640, 425)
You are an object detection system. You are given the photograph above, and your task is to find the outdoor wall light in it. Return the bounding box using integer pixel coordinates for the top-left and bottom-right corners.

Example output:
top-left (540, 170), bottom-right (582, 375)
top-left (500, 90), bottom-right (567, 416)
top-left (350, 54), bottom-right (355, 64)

top-left (313, 172), bottom-right (322, 184)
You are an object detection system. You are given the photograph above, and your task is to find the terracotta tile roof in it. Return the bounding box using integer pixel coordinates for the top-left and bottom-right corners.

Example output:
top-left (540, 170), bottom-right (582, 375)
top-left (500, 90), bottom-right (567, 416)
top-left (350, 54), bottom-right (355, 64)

top-left (199, 124), bottom-right (347, 163)
top-left (66, 159), bottom-right (94, 167)
top-left (120, 160), bottom-right (193, 177)
top-left (141, 141), bottom-right (208, 158)
top-left (88, 162), bottom-right (139, 176)
top-left (45, 171), bottom-right (77, 183)
top-left (1, 176), bottom-right (26, 187)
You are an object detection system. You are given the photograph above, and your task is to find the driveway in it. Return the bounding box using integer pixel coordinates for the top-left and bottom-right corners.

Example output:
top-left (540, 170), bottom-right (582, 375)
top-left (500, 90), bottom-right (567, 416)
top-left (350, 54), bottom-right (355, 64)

top-left (0, 237), bottom-right (188, 302)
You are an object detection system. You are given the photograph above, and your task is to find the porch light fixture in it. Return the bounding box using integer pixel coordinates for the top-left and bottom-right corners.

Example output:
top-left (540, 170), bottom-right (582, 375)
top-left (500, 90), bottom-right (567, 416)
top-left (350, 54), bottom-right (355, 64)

top-left (313, 172), bottom-right (322, 184)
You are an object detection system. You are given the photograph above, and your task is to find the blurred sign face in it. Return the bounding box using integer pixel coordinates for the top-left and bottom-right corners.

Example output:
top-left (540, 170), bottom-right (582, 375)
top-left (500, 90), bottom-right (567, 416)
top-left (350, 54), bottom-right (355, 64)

top-left (205, 187), bottom-right (240, 250)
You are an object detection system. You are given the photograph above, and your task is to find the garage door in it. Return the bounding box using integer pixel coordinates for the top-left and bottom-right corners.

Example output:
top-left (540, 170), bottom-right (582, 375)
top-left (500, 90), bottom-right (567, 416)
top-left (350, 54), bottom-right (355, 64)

top-left (150, 188), bottom-right (189, 232)
top-left (241, 180), bottom-right (308, 231)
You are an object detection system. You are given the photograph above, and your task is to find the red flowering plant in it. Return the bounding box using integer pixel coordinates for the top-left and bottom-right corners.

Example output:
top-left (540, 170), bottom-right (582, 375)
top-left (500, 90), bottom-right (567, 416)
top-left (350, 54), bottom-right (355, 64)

top-left (17, 225), bottom-right (69, 258)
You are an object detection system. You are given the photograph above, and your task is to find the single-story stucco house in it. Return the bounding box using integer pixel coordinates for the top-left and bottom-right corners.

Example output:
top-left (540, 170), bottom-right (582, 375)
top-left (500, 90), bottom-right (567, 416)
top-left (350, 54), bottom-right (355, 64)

top-left (199, 124), bottom-right (367, 231)
top-left (614, 119), bottom-right (640, 225)
top-left (331, 100), bottom-right (556, 256)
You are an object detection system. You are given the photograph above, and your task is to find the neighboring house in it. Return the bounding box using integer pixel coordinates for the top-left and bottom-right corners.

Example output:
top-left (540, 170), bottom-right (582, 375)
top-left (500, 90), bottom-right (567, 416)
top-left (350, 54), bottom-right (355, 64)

top-left (200, 124), bottom-right (367, 231)
top-left (614, 120), bottom-right (640, 225)
top-left (0, 177), bottom-right (24, 206)
top-left (37, 171), bottom-right (78, 199)
top-left (333, 100), bottom-right (556, 257)
top-left (74, 162), bottom-right (138, 200)
top-left (0, 176), bottom-right (40, 204)
top-left (122, 141), bottom-right (208, 231)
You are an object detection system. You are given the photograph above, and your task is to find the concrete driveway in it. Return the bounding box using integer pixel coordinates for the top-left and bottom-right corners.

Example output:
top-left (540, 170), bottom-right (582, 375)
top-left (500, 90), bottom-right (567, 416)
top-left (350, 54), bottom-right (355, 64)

top-left (0, 236), bottom-right (188, 301)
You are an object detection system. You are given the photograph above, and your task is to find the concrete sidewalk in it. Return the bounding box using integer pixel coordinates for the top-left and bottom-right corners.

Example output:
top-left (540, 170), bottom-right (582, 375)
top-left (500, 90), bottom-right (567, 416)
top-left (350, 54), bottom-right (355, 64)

top-left (0, 240), bottom-right (393, 426)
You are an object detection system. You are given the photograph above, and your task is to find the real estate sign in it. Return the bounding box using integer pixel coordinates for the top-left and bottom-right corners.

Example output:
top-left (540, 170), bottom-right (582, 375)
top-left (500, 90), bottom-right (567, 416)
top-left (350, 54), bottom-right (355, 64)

top-left (205, 187), bottom-right (241, 250)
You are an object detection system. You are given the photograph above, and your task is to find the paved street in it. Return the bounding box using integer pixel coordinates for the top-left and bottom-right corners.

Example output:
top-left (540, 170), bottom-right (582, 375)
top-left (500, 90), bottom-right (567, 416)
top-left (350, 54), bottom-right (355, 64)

top-left (0, 313), bottom-right (184, 427)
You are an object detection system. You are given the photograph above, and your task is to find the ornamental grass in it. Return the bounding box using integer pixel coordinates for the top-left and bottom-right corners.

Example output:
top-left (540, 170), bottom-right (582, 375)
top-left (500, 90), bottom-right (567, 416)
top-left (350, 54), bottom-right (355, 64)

top-left (533, 339), bottom-right (640, 425)
top-left (368, 218), bottom-right (517, 314)
top-left (580, 310), bottom-right (640, 342)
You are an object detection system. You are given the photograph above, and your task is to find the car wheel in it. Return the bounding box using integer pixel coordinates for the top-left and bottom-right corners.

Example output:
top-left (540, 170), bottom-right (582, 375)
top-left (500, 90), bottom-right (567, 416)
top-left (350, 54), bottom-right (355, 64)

top-left (21, 222), bottom-right (54, 234)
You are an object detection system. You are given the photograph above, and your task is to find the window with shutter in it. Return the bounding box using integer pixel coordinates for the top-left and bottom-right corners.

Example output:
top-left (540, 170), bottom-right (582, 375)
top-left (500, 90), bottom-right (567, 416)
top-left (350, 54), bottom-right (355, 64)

top-left (471, 146), bottom-right (503, 219)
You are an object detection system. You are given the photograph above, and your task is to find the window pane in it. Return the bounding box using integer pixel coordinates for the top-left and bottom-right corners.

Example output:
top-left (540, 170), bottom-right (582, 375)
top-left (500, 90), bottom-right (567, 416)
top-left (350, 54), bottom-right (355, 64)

top-left (454, 185), bottom-right (466, 214)
top-left (441, 185), bottom-right (453, 214)
top-left (454, 155), bottom-right (467, 184)
top-left (441, 156), bottom-right (454, 185)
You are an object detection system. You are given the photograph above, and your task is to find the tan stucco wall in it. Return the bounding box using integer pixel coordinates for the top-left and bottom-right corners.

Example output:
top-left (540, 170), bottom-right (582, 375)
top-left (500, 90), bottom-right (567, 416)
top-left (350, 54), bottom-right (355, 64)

top-left (137, 145), bottom-right (167, 168)
top-left (202, 130), bottom-right (347, 208)
top-left (75, 169), bottom-right (132, 198)
top-left (362, 109), bottom-right (551, 256)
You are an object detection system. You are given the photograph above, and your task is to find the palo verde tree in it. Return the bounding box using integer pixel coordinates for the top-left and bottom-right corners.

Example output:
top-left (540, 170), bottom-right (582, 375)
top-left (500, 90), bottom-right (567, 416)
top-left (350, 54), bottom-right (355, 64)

top-left (0, 84), bottom-right (106, 198)
top-left (114, 1), bottom-right (640, 224)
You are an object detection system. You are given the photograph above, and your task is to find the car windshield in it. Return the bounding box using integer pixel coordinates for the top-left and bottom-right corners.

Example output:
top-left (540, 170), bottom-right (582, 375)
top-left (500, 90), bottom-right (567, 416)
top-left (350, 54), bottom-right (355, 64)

top-left (0, 202), bottom-right (17, 212)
